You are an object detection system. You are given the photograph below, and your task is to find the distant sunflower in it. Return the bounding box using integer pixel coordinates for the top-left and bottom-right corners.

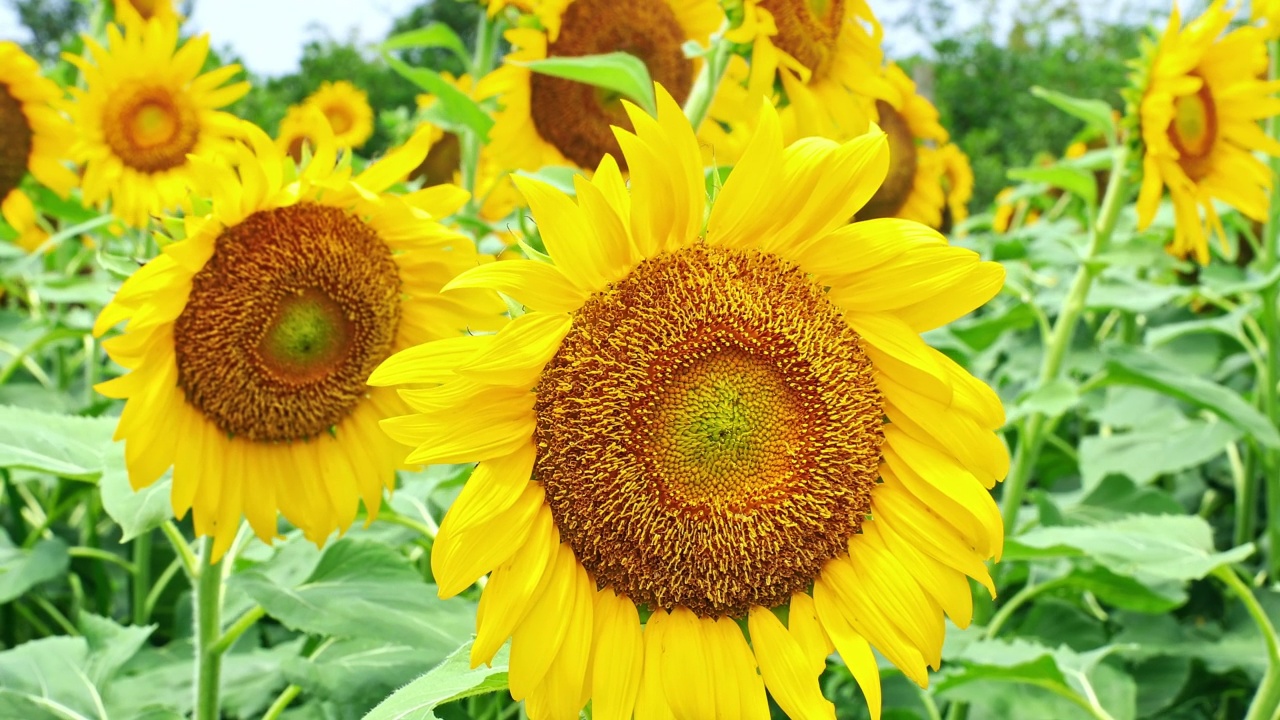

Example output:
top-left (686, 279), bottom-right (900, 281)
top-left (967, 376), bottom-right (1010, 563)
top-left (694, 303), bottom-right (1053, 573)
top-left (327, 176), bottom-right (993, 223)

top-left (1254, 0), bottom-right (1280, 37)
top-left (1134, 0), bottom-right (1280, 263)
top-left (64, 21), bottom-right (249, 228)
top-left (94, 121), bottom-right (506, 561)
top-left (303, 80), bottom-right (374, 151)
top-left (480, 0), bottom-right (720, 172)
top-left (2, 189), bottom-right (47, 253)
top-left (938, 142), bottom-right (974, 233)
top-left (0, 42), bottom-right (76, 206)
top-left (274, 103), bottom-right (331, 163)
top-left (855, 63), bottom-right (949, 227)
top-left (114, 0), bottom-right (181, 27)
top-left (373, 88), bottom-right (1007, 719)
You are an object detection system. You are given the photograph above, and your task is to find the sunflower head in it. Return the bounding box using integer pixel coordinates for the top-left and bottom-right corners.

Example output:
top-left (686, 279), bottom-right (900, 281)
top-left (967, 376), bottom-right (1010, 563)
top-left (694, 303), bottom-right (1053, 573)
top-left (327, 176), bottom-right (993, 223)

top-left (0, 42), bottom-right (76, 206)
top-left (93, 118), bottom-right (506, 561)
top-left (1131, 0), bottom-right (1280, 263)
top-left (64, 20), bottom-right (249, 228)
top-left (275, 103), bottom-right (331, 163)
top-left (2, 188), bottom-right (47, 253)
top-left (938, 142), bottom-right (974, 234)
top-left (115, 0), bottom-right (182, 27)
top-left (303, 80), bottom-right (374, 150)
top-left (373, 86), bottom-right (1007, 720)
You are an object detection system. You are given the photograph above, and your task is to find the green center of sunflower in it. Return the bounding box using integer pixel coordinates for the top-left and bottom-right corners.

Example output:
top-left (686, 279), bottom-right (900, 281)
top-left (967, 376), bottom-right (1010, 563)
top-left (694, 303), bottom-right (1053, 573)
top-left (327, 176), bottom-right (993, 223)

top-left (534, 244), bottom-right (883, 618)
top-left (103, 83), bottom-right (199, 173)
top-left (1168, 78), bottom-right (1217, 181)
top-left (857, 100), bottom-right (919, 220)
top-left (0, 82), bottom-right (33, 203)
top-left (759, 0), bottom-right (845, 78)
top-left (174, 202), bottom-right (402, 442)
top-left (528, 0), bottom-right (694, 170)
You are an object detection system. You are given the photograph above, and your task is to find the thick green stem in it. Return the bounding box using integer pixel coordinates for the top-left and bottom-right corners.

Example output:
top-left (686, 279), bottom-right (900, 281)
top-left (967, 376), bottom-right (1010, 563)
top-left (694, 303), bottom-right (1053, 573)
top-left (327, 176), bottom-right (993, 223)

top-left (194, 537), bottom-right (224, 720)
top-left (1216, 567), bottom-right (1280, 720)
top-left (131, 531), bottom-right (151, 625)
top-left (461, 10), bottom-right (500, 211)
top-left (1257, 38), bottom-right (1280, 580)
top-left (1000, 143), bottom-right (1132, 532)
top-left (682, 26), bottom-right (733, 133)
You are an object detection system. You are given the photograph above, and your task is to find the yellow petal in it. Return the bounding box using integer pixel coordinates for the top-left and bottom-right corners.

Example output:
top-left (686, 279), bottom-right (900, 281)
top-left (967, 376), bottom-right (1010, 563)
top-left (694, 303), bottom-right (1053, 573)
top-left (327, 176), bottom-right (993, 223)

top-left (659, 607), bottom-right (716, 720)
top-left (525, 561), bottom-right (594, 719)
top-left (471, 506), bottom-right (557, 666)
top-left (511, 174), bottom-right (612, 291)
top-left (787, 218), bottom-right (946, 285)
top-left (812, 585), bottom-right (882, 720)
top-left (788, 592), bottom-right (834, 676)
top-left (816, 558), bottom-right (930, 687)
top-left (707, 98), bottom-right (785, 249)
top-left (509, 542), bottom-right (579, 700)
top-left (443, 259), bottom-right (586, 314)
top-left (382, 402), bottom-right (534, 466)
top-left (706, 616), bottom-right (770, 720)
top-left (848, 526), bottom-right (945, 669)
top-left (458, 311), bottom-right (572, 388)
top-left (871, 481), bottom-right (996, 597)
top-left (846, 313), bottom-right (952, 404)
top-left (590, 589), bottom-right (644, 720)
top-left (438, 442), bottom-right (535, 536)
top-left (368, 335), bottom-right (493, 387)
top-left (747, 606), bottom-right (836, 720)
top-left (873, 517), bottom-right (974, 628)
top-left (894, 261), bottom-right (1006, 333)
top-left (432, 482), bottom-right (543, 598)
top-left (635, 610), bottom-right (677, 720)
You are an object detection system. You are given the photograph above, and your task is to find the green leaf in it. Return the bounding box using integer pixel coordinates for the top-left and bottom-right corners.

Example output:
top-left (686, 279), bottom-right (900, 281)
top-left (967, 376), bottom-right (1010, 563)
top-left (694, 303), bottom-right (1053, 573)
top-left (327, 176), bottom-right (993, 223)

top-left (1085, 279), bottom-right (1186, 313)
top-left (363, 642), bottom-right (509, 720)
top-left (1030, 86), bottom-right (1116, 136)
top-left (384, 55), bottom-right (494, 140)
top-left (0, 405), bottom-right (115, 480)
top-left (79, 613), bottom-right (155, 687)
top-left (1098, 345), bottom-right (1280, 449)
top-left (1008, 378), bottom-right (1078, 423)
top-left (1056, 562), bottom-right (1185, 614)
top-left (0, 637), bottom-right (98, 720)
top-left (1007, 515), bottom-right (1254, 582)
top-left (234, 539), bottom-right (476, 652)
top-left (1007, 165), bottom-right (1096, 205)
top-left (1065, 476), bottom-right (1184, 525)
top-left (1077, 420), bottom-right (1242, 489)
top-left (98, 447), bottom-right (173, 542)
top-left (516, 52), bottom-right (657, 116)
top-left (949, 302), bottom-right (1037, 351)
top-left (0, 534), bottom-right (69, 604)
top-left (381, 23), bottom-right (470, 66)
top-left (283, 638), bottom-right (445, 713)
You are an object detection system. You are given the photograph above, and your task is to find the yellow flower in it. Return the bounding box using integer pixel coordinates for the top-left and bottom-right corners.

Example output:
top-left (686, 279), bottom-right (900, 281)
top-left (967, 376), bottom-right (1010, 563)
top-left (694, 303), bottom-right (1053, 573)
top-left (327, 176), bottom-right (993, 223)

top-left (0, 42), bottom-right (77, 206)
top-left (737, 0), bottom-right (890, 142)
top-left (373, 87), bottom-right (1008, 720)
top-left (64, 21), bottom-right (249, 228)
top-left (480, 0), bottom-right (720, 173)
top-left (1254, 0), bottom-right (1280, 37)
top-left (856, 63), bottom-right (950, 228)
top-left (93, 121), bottom-right (506, 562)
top-left (1135, 0), bottom-right (1280, 263)
top-left (115, 0), bottom-right (181, 27)
top-left (2, 189), bottom-right (48, 253)
top-left (275, 103), bottom-right (331, 162)
top-left (939, 142), bottom-right (974, 233)
top-left (303, 80), bottom-right (374, 151)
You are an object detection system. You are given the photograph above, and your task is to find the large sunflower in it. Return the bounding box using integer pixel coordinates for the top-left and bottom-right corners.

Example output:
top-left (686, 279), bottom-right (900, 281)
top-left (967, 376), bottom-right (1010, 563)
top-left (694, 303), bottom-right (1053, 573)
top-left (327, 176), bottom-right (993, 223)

top-left (64, 20), bottom-right (249, 228)
top-left (93, 121), bottom-right (506, 562)
top-left (855, 63), bottom-right (950, 228)
top-left (1134, 0), bottom-right (1280, 264)
top-left (0, 42), bottom-right (76, 206)
top-left (373, 88), bottom-right (1007, 719)
top-left (303, 80), bottom-right (374, 151)
top-left (479, 0), bottom-right (721, 173)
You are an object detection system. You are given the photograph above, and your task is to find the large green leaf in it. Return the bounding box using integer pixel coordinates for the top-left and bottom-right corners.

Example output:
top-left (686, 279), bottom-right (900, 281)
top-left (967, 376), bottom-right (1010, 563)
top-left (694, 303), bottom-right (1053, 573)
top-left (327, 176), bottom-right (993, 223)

top-left (1097, 346), bottom-right (1280, 448)
top-left (283, 638), bottom-right (447, 714)
top-left (0, 405), bottom-right (114, 480)
top-left (1006, 165), bottom-right (1096, 205)
top-left (384, 55), bottom-right (494, 140)
top-left (234, 539), bottom-right (476, 652)
top-left (1007, 515), bottom-right (1254, 582)
top-left (363, 642), bottom-right (509, 720)
top-left (97, 448), bottom-right (173, 542)
top-left (1077, 420), bottom-right (1241, 489)
top-left (0, 533), bottom-right (69, 604)
top-left (1030, 86), bottom-right (1117, 137)
top-left (516, 52), bottom-right (656, 115)
top-left (381, 23), bottom-right (470, 66)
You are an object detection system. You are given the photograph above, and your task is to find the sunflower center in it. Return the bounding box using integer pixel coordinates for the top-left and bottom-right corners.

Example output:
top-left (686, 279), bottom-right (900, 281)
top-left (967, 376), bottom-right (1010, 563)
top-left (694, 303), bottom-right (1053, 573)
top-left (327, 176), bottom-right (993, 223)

top-left (1168, 78), bottom-right (1217, 181)
top-left (759, 0), bottom-right (845, 78)
top-left (534, 245), bottom-right (883, 618)
top-left (173, 202), bottom-right (402, 442)
top-left (103, 84), bottom-right (199, 173)
top-left (410, 132), bottom-right (461, 187)
top-left (126, 0), bottom-right (161, 19)
top-left (528, 0), bottom-right (694, 170)
top-left (0, 83), bottom-right (32, 202)
top-left (856, 100), bottom-right (918, 220)
top-left (323, 104), bottom-right (354, 135)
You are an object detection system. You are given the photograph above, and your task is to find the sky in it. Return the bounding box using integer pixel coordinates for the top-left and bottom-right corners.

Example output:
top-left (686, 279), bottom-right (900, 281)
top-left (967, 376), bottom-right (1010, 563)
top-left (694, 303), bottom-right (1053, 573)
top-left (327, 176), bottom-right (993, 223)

top-left (0, 0), bottom-right (1170, 78)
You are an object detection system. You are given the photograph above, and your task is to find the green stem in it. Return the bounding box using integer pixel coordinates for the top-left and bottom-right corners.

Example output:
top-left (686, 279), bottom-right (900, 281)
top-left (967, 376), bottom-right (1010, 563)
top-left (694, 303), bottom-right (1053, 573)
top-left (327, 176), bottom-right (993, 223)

top-left (161, 521), bottom-right (198, 579)
top-left (682, 25), bottom-right (734, 133)
top-left (194, 537), bottom-right (224, 720)
top-left (132, 531), bottom-right (151, 626)
top-left (260, 638), bottom-right (336, 720)
top-left (1000, 143), bottom-right (1132, 532)
top-left (68, 546), bottom-right (136, 574)
top-left (461, 9), bottom-right (500, 213)
top-left (143, 557), bottom-right (183, 623)
top-left (210, 606), bottom-right (266, 656)
top-left (1216, 567), bottom-right (1280, 720)
top-left (1257, 37), bottom-right (1280, 580)
top-left (985, 578), bottom-right (1067, 640)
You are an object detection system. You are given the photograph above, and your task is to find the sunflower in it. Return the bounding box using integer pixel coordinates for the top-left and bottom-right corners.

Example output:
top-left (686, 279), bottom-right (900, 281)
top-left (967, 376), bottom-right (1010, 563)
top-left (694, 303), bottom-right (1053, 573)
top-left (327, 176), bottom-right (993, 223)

top-left (64, 21), bottom-right (249, 228)
top-left (372, 87), bottom-right (1007, 719)
top-left (2, 189), bottom-right (47, 253)
top-left (303, 80), bottom-right (374, 151)
top-left (1254, 0), bottom-right (1280, 37)
top-left (1134, 0), bottom-right (1280, 264)
top-left (0, 42), bottom-right (76, 206)
top-left (855, 63), bottom-right (949, 228)
top-left (115, 0), bottom-right (181, 27)
top-left (479, 0), bottom-right (721, 173)
top-left (93, 120), bottom-right (507, 562)
top-left (938, 142), bottom-right (974, 234)
top-left (275, 103), bottom-right (331, 163)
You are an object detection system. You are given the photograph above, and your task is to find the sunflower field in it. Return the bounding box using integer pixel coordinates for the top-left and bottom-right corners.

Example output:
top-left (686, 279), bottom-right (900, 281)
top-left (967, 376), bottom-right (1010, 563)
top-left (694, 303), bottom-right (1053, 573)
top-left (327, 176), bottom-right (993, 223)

top-left (2, 0), bottom-right (1280, 718)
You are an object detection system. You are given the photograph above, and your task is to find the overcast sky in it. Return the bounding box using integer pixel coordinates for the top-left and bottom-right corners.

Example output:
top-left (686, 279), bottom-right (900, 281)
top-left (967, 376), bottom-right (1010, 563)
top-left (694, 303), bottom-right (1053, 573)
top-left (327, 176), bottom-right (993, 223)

top-left (0, 0), bottom-right (1171, 78)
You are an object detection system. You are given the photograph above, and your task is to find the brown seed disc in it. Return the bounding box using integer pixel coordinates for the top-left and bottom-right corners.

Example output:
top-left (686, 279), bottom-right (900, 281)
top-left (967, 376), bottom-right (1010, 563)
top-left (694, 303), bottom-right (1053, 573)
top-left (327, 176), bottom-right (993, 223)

top-left (0, 83), bottom-right (33, 202)
top-left (410, 132), bottom-right (461, 187)
top-left (1168, 76), bottom-right (1217, 181)
top-left (103, 83), bottom-right (200, 173)
top-left (174, 202), bottom-right (402, 442)
top-left (857, 100), bottom-right (918, 220)
top-left (757, 0), bottom-right (845, 79)
top-left (534, 244), bottom-right (884, 618)
top-left (528, 0), bottom-right (694, 170)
